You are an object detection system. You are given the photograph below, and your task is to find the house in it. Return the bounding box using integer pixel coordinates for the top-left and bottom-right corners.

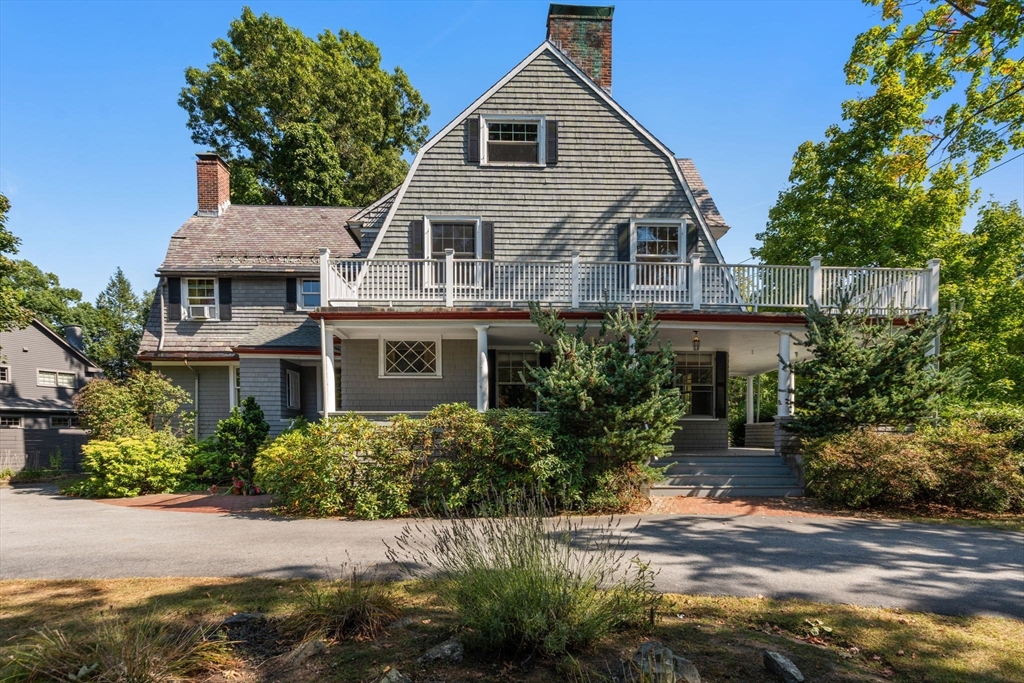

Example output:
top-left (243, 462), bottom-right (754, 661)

top-left (140, 5), bottom-right (939, 493)
top-left (0, 320), bottom-right (100, 471)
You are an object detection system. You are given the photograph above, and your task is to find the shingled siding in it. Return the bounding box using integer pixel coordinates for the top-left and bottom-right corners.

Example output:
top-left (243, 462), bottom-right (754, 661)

top-left (159, 365), bottom-right (231, 439)
top-left (338, 339), bottom-right (476, 412)
top-left (140, 276), bottom-right (320, 356)
top-left (671, 419), bottom-right (730, 450)
top-left (375, 50), bottom-right (717, 264)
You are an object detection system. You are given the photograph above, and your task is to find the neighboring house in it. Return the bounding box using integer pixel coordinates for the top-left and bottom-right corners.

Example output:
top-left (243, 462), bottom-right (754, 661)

top-left (141, 5), bottom-right (939, 462)
top-left (0, 320), bottom-right (100, 471)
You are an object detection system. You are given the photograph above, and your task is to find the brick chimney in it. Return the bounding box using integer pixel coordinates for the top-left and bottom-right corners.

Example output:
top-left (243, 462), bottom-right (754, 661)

top-left (547, 4), bottom-right (614, 93)
top-left (196, 153), bottom-right (230, 216)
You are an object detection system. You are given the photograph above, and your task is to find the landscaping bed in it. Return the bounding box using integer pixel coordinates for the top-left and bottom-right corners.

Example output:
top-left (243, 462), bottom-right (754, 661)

top-left (2, 578), bottom-right (1020, 683)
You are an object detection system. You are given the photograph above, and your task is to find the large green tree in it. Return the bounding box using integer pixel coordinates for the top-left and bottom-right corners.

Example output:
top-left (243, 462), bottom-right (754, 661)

top-left (0, 194), bottom-right (31, 333)
top-left (87, 269), bottom-right (151, 381)
top-left (11, 260), bottom-right (93, 333)
top-left (179, 7), bottom-right (430, 207)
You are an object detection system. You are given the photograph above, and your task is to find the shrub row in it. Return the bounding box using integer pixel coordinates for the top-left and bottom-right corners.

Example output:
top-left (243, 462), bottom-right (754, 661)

top-left (254, 404), bottom-right (586, 519)
top-left (805, 408), bottom-right (1024, 512)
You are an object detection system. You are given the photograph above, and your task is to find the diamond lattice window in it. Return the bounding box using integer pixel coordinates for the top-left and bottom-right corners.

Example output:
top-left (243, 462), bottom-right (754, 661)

top-left (384, 341), bottom-right (438, 376)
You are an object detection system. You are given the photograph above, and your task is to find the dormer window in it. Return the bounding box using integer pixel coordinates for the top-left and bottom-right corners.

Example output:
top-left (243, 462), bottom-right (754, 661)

top-left (184, 278), bottom-right (219, 321)
top-left (482, 115), bottom-right (545, 165)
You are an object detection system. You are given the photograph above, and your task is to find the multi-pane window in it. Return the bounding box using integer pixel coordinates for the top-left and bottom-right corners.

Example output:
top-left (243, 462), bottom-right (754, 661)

top-left (0, 366), bottom-right (8, 383)
top-left (636, 225), bottom-right (680, 261)
top-left (486, 120), bottom-right (540, 164)
top-left (431, 223), bottom-right (477, 258)
top-left (383, 340), bottom-right (438, 376)
top-left (50, 416), bottom-right (80, 428)
top-left (496, 351), bottom-right (538, 409)
top-left (38, 370), bottom-right (76, 388)
top-left (676, 352), bottom-right (714, 416)
top-left (0, 416), bottom-right (22, 428)
top-left (185, 278), bottom-right (218, 320)
top-left (300, 280), bottom-right (321, 308)
top-left (286, 370), bottom-right (300, 410)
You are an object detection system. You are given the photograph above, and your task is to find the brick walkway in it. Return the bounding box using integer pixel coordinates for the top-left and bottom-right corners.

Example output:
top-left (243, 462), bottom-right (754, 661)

top-left (97, 491), bottom-right (272, 515)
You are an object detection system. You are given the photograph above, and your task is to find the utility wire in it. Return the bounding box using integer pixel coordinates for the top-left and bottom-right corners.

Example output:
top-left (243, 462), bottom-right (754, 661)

top-left (973, 151), bottom-right (1024, 179)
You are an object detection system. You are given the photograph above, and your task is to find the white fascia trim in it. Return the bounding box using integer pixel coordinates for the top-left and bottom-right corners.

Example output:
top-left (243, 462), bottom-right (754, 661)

top-left (366, 42), bottom-right (552, 261)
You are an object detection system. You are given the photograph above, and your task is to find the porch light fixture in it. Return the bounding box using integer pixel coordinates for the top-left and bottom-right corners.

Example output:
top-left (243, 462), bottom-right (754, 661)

top-left (692, 331), bottom-right (701, 351)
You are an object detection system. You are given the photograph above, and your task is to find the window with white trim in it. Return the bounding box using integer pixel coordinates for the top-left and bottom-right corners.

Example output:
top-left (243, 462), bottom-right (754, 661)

top-left (300, 279), bottom-right (321, 309)
top-left (483, 116), bottom-right (544, 165)
top-left (631, 219), bottom-right (687, 287)
top-left (285, 370), bottom-right (300, 410)
top-left (0, 416), bottom-right (22, 428)
top-left (381, 339), bottom-right (440, 377)
top-left (50, 416), bottom-right (80, 428)
top-left (38, 370), bottom-right (76, 388)
top-left (496, 351), bottom-right (539, 409)
top-left (0, 366), bottom-right (9, 383)
top-left (676, 352), bottom-right (714, 417)
top-left (184, 278), bottom-right (218, 320)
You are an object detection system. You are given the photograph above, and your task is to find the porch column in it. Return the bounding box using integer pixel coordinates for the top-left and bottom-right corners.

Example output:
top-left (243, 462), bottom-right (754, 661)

top-left (475, 325), bottom-right (489, 412)
top-left (320, 318), bottom-right (336, 415)
top-left (746, 375), bottom-right (755, 424)
top-left (777, 332), bottom-right (793, 418)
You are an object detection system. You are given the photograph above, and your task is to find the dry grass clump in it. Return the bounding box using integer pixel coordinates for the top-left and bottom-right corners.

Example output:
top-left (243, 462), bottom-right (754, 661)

top-left (285, 571), bottom-right (402, 641)
top-left (0, 614), bottom-right (233, 682)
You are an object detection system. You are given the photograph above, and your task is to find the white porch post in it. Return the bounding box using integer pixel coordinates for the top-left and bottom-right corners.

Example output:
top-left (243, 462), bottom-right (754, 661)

top-left (746, 375), bottom-right (755, 424)
top-left (445, 249), bottom-right (455, 308)
top-left (319, 247), bottom-right (331, 304)
top-left (810, 255), bottom-right (822, 306)
top-left (777, 332), bottom-right (793, 418)
top-left (475, 325), bottom-right (489, 412)
top-left (690, 253), bottom-right (702, 311)
top-left (320, 318), bottom-right (336, 415)
top-left (570, 252), bottom-right (580, 309)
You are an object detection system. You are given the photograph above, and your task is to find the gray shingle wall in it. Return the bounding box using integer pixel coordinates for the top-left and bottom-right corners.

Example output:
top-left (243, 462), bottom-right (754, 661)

top-left (158, 365), bottom-right (230, 440)
top-left (375, 50), bottom-right (717, 263)
top-left (671, 419), bottom-right (729, 450)
top-left (140, 276), bottom-right (320, 356)
top-left (339, 339), bottom-right (476, 412)
top-left (301, 365), bottom-right (321, 422)
top-left (239, 357), bottom-right (286, 434)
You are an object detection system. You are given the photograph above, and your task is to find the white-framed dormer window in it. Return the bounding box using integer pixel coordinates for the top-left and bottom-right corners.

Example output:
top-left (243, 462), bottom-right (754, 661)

top-left (0, 416), bottom-right (22, 428)
top-left (37, 370), bottom-right (76, 388)
top-left (299, 279), bottom-right (321, 309)
top-left (379, 337), bottom-right (442, 378)
top-left (183, 278), bottom-right (218, 321)
top-left (630, 218), bottom-right (688, 288)
top-left (0, 366), bottom-right (9, 383)
top-left (285, 369), bottom-right (300, 410)
top-left (481, 115), bottom-right (545, 165)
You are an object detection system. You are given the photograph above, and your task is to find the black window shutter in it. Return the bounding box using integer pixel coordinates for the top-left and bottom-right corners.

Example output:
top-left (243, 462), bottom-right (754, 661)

top-left (714, 351), bottom-right (728, 419)
top-left (166, 277), bottom-right (181, 321)
top-left (481, 221), bottom-right (494, 259)
top-left (218, 278), bottom-right (232, 321)
top-left (687, 221), bottom-right (699, 257)
top-left (465, 117), bottom-right (480, 164)
top-left (617, 223), bottom-right (631, 262)
top-left (409, 220), bottom-right (424, 259)
top-left (487, 349), bottom-right (498, 409)
top-left (285, 278), bottom-right (297, 311)
top-left (545, 120), bottom-right (558, 166)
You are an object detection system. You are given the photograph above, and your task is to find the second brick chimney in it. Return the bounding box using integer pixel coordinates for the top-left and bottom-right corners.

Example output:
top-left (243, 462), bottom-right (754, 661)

top-left (547, 4), bottom-right (614, 93)
top-left (196, 153), bottom-right (231, 217)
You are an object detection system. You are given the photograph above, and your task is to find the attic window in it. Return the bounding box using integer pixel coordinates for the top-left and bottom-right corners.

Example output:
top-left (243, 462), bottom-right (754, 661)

top-left (483, 116), bottom-right (544, 164)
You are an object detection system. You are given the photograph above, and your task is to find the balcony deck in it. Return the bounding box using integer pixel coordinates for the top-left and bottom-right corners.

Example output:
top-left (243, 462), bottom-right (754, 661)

top-left (318, 252), bottom-right (939, 315)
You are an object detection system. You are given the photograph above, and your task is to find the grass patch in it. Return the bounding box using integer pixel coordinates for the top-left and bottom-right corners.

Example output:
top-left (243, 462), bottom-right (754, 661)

top-left (1, 579), bottom-right (1021, 682)
top-left (287, 572), bottom-right (403, 641)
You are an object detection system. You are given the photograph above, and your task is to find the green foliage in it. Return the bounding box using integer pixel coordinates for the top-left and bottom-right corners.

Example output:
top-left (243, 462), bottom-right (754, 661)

top-left (418, 403), bottom-right (494, 511)
top-left (288, 572), bottom-right (402, 641)
top-left (179, 6), bottom-right (429, 207)
top-left (806, 414), bottom-right (1024, 512)
top-left (727, 373), bottom-right (777, 446)
top-left (74, 370), bottom-right (191, 441)
top-left (529, 305), bottom-right (681, 510)
top-left (9, 260), bottom-right (88, 334)
top-left (789, 299), bottom-right (960, 439)
top-left (212, 396), bottom-right (270, 493)
top-left (386, 494), bottom-right (660, 657)
top-left (0, 193), bottom-right (32, 334)
top-left (66, 432), bottom-right (191, 498)
top-left (86, 268), bottom-right (150, 381)
top-left (0, 614), bottom-right (232, 682)
top-left (184, 438), bottom-right (234, 487)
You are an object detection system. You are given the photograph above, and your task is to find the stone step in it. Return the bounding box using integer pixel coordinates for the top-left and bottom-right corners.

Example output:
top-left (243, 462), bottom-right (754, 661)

top-left (656, 457), bottom-right (787, 466)
top-left (650, 485), bottom-right (806, 498)
top-left (660, 465), bottom-right (795, 476)
top-left (660, 474), bottom-right (800, 488)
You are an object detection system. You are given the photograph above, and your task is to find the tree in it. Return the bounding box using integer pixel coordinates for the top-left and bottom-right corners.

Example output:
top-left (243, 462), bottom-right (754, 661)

top-left (0, 194), bottom-right (31, 333)
top-left (213, 396), bottom-right (270, 494)
top-left (75, 369), bottom-right (191, 441)
top-left (788, 298), bottom-right (962, 439)
top-left (87, 268), bottom-right (150, 380)
top-left (179, 7), bottom-right (430, 207)
top-left (10, 259), bottom-right (92, 333)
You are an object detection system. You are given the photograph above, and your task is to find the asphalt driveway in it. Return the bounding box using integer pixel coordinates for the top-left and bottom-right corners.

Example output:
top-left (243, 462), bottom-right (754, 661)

top-left (2, 485), bottom-right (1021, 619)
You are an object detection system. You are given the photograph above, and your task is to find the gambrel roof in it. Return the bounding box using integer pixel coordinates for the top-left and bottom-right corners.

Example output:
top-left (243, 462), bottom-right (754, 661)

top-left (676, 159), bottom-right (729, 240)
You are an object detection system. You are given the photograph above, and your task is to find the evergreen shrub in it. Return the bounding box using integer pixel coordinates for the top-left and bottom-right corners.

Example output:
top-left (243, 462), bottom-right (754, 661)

top-left (67, 432), bottom-right (191, 498)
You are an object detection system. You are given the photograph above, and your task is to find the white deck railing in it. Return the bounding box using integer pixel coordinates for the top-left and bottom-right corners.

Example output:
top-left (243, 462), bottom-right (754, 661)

top-left (319, 249), bottom-right (940, 314)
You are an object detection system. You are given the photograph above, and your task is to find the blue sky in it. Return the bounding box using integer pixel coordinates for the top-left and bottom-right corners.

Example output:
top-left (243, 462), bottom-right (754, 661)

top-left (1, 0), bottom-right (1021, 300)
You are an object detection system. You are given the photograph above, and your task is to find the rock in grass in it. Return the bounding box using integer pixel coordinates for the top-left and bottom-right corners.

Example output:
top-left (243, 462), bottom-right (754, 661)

top-left (220, 612), bottom-right (267, 627)
top-left (417, 637), bottom-right (464, 665)
top-left (628, 641), bottom-right (701, 683)
top-left (764, 650), bottom-right (804, 683)
top-left (283, 639), bottom-right (326, 666)
top-left (379, 668), bottom-right (411, 683)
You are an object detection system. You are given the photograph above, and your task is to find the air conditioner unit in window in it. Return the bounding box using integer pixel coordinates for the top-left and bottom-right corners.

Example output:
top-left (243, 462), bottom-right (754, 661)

top-left (188, 305), bottom-right (216, 320)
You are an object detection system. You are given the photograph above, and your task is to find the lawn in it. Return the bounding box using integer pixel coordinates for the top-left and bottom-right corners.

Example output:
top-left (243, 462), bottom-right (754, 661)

top-left (2, 578), bottom-right (1020, 682)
